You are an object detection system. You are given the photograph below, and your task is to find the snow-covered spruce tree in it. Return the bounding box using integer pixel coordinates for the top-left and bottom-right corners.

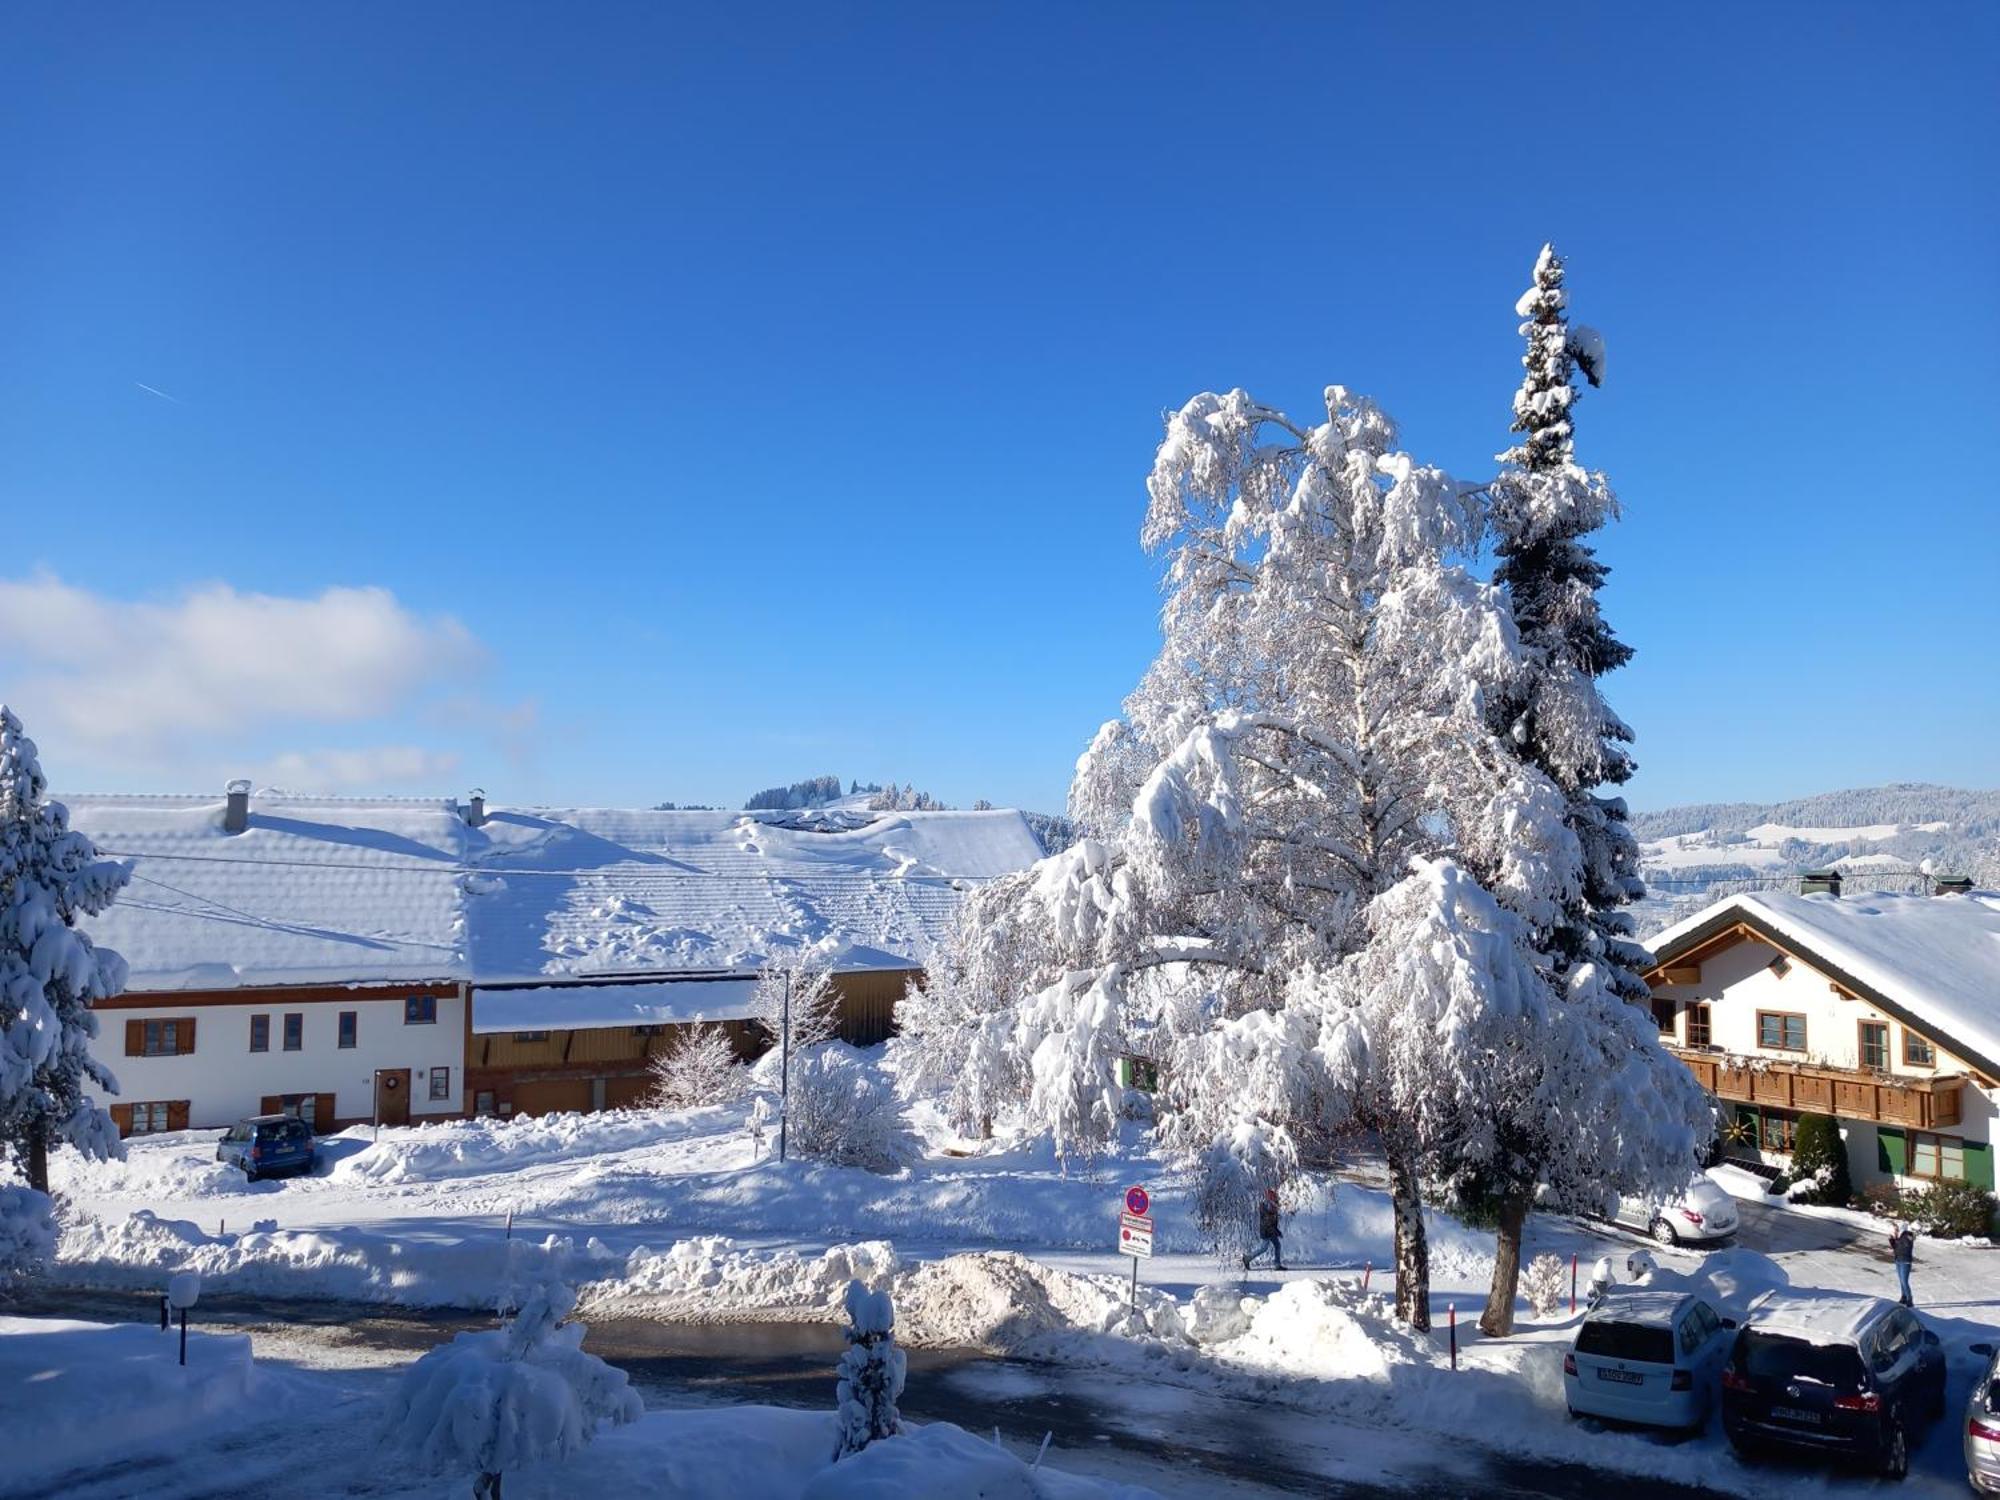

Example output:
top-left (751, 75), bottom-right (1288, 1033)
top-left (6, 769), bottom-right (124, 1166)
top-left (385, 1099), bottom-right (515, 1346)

top-left (831, 1278), bottom-right (905, 1459)
top-left (0, 706), bottom-right (128, 1200)
top-left (1474, 247), bottom-right (1708, 1336)
top-left (389, 1276), bottom-right (641, 1499)
top-left (646, 1024), bottom-right (740, 1110)
top-left (750, 954), bottom-right (841, 1055)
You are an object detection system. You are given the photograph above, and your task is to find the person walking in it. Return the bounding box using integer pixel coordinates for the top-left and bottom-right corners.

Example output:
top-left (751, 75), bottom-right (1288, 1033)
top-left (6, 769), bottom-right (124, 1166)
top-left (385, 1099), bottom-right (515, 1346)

top-left (1890, 1221), bottom-right (1916, 1306)
top-left (1242, 1188), bottom-right (1286, 1272)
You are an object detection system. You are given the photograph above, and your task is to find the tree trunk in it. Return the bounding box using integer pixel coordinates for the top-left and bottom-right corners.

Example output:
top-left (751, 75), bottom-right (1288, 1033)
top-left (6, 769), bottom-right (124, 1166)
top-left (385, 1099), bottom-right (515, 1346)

top-left (1387, 1150), bottom-right (1430, 1332)
top-left (1479, 1177), bottom-right (1535, 1337)
top-left (26, 1115), bottom-right (49, 1194)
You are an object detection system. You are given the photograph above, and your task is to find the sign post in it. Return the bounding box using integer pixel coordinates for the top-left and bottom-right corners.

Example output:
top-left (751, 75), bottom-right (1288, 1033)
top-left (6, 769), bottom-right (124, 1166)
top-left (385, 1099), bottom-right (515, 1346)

top-left (1118, 1185), bottom-right (1153, 1313)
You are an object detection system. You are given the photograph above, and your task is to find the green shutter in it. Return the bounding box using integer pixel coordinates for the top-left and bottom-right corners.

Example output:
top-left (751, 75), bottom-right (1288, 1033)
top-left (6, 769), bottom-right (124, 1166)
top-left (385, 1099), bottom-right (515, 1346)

top-left (1964, 1141), bottom-right (1995, 1191)
top-left (1878, 1126), bottom-right (1907, 1175)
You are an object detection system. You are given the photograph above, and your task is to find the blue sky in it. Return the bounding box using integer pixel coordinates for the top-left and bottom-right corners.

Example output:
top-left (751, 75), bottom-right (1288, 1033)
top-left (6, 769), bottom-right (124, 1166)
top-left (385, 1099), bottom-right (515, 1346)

top-left (2, 4), bottom-right (1995, 815)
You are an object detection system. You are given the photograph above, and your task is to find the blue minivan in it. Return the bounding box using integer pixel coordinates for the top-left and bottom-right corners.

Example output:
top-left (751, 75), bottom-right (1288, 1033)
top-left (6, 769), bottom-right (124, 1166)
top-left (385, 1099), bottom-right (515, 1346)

top-left (215, 1114), bottom-right (317, 1181)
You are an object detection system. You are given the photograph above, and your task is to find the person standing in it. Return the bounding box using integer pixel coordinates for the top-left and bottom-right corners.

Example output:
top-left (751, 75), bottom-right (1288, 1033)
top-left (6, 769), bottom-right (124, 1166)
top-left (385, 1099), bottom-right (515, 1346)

top-left (1890, 1222), bottom-right (1916, 1306)
top-left (1242, 1188), bottom-right (1286, 1272)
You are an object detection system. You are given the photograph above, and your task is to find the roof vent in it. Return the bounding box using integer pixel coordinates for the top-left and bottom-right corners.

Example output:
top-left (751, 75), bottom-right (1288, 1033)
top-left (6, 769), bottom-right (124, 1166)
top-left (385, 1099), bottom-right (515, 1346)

top-left (1934, 875), bottom-right (1974, 897)
top-left (223, 779), bottom-right (252, 835)
top-left (1800, 868), bottom-right (1842, 897)
top-left (464, 788), bottom-right (486, 828)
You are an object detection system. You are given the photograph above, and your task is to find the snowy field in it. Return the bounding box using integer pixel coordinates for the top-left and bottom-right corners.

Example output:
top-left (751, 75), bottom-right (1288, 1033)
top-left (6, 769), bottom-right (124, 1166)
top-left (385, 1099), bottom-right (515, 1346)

top-left (20, 1072), bottom-right (2000, 1496)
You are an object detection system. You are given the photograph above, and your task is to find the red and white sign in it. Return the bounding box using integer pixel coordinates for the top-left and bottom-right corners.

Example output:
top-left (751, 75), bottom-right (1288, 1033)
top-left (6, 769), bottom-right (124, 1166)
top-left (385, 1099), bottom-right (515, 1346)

top-left (1118, 1210), bottom-right (1154, 1259)
top-left (1124, 1185), bottom-right (1150, 1217)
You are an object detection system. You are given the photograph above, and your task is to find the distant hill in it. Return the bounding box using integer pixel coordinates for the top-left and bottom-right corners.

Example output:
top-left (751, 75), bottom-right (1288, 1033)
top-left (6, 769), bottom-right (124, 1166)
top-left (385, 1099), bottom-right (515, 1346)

top-left (1630, 782), bottom-right (2000, 936)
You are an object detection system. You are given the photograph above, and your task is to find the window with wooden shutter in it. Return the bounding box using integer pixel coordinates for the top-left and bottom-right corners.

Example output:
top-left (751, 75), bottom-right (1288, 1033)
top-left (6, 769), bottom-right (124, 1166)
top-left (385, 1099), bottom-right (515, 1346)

top-left (125, 1019), bottom-right (144, 1056)
top-left (166, 1101), bottom-right (190, 1132)
top-left (109, 1103), bottom-right (134, 1135)
top-left (315, 1092), bottom-right (336, 1129)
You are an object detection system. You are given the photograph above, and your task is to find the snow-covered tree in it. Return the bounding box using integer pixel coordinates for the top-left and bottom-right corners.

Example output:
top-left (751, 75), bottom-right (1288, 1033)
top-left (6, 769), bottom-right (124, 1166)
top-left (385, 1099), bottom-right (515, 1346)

top-left (0, 706), bottom-right (128, 1196)
top-left (1474, 247), bottom-right (1708, 1335)
top-left (646, 1024), bottom-right (740, 1110)
top-left (831, 1278), bottom-right (904, 1459)
top-left (785, 1048), bottom-right (910, 1172)
top-left (389, 1277), bottom-right (641, 1499)
top-left (750, 955), bottom-right (841, 1056)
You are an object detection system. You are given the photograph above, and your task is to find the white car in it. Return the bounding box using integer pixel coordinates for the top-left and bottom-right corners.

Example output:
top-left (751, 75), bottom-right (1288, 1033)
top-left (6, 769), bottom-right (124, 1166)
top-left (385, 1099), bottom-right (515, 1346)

top-left (1965, 1340), bottom-right (2000, 1491)
top-left (1565, 1288), bottom-right (1735, 1432)
top-left (1611, 1173), bottom-right (1739, 1246)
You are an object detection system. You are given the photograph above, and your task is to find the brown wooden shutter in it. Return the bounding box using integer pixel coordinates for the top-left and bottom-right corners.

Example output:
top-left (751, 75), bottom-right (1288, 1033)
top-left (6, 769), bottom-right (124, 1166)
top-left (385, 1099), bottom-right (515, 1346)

top-left (125, 1019), bottom-right (143, 1056)
top-left (316, 1093), bottom-right (337, 1130)
top-left (109, 1103), bottom-right (133, 1135)
top-left (166, 1101), bottom-right (190, 1131)
top-left (180, 1017), bottom-right (196, 1054)
top-left (260, 1095), bottom-right (282, 1115)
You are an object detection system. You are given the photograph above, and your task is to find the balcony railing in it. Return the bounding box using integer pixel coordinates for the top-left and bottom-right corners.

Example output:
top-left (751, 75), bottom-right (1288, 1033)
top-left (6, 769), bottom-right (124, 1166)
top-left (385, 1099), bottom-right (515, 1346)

top-left (1670, 1047), bottom-right (1964, 1129)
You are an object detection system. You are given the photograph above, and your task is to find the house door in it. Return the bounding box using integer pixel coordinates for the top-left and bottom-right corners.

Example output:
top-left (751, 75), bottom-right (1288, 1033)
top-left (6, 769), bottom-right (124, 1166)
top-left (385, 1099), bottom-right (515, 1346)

top-left (374, 1068), bottom-right (412, 1127)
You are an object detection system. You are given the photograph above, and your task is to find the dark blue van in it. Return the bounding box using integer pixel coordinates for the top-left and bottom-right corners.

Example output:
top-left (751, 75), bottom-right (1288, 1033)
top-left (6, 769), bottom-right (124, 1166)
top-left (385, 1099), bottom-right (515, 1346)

top-left (215, 1114), bottom-right (317, 1181)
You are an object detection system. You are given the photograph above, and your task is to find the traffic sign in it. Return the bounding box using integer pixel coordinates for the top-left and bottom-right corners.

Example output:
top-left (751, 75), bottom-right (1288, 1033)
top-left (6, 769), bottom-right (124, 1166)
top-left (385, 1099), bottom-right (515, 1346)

top-left (1118, 1214), bottom-right (1154, 1259)
top-left (1124, 1185), bottom-right (1150, 1217)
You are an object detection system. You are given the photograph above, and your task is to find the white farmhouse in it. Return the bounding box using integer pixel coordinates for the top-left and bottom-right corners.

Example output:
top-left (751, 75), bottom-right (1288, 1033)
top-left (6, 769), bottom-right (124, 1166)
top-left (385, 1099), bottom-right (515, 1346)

top-left (1645, 872), bottom-right (2000, 1194)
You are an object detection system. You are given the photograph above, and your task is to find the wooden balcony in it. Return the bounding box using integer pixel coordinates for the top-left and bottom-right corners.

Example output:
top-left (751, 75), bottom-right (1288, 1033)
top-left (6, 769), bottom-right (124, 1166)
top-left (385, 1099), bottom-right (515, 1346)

top-left (1670, 1047), bottom-right (1964, 1129)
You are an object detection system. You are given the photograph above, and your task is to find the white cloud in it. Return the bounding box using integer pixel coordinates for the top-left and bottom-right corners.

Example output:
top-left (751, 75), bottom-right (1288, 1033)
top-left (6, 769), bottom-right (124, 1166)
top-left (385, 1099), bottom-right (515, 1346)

top-left (0, 574), bottom-right (492, 790)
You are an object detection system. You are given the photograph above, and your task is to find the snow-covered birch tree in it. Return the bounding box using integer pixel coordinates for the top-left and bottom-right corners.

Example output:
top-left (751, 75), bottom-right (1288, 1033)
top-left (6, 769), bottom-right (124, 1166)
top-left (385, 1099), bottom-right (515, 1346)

top-left (1473, 247), bottom-right (1710, 1334)
top-left (0, 706), bottom-right (128, 1204)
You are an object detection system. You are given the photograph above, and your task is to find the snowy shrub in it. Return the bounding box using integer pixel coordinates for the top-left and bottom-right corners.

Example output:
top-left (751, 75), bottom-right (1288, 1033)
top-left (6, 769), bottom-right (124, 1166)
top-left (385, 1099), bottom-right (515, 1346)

top-left (647, 1025), bottom-right (741, 1111)
top-left (388, 1277), bottom-right (641, 1499)
top-left (751, 957), bottom-right (842, 1054)
top-left (1899, 1179), bottom-right (1998, 1240)
top-left (0, 1184), bottom-right (56, 1284)
top-left (1788, 1112), bottom-right (1851, 1206)
top-left (787, 1049), bottom-right (912, 1173)
top-left (1521, 1253), bottom-right (1567, 1319)
top-left (832, 1278), bottom-right (904, 1459)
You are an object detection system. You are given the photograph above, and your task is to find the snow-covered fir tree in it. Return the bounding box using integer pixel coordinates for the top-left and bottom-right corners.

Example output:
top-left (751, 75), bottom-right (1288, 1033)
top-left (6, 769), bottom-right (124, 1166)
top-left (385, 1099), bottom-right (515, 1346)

top-left (389, 1277), bottom-right (641, 1499)
top-left (1473, 247), bottom-right (1709, 1335)
top-left (831, 1278), bottom-right (905, 1459)
top-left (0, 706), bottom-right (128, 1201)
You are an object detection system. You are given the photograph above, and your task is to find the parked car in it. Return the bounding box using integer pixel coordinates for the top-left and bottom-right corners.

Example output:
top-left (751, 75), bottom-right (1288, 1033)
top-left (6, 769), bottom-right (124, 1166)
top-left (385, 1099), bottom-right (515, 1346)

top-left (1964, 1340), bottom-right (2000, 1491)
top-left (215, 1114), bottom-right (318, 1181)
top-left (1564, 1288), bottom-right (1736, 1432)
top-left (1610, 1173), bottom-right (1739, 1245)
top-left (1722, 1294), bottom-right (1946, 1479)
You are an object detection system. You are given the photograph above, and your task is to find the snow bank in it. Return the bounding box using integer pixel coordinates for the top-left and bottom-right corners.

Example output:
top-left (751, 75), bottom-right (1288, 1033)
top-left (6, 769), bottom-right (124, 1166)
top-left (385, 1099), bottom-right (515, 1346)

top-left (607, 1237), bottom-right (901, 1320)
top-left (0, 1315), bottom-right (258, 1489)
top-left (330, 1110), bottom-right (702, 1185)
top-left (897, 1251), bottom-right (1186, 1353)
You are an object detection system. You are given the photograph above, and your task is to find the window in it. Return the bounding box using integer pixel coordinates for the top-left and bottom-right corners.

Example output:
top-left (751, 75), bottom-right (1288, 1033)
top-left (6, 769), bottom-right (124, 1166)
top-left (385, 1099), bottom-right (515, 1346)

top-left (338, 1011), bottom-right (357, 1049)
top-left (1650, 999), bottom-right (1677, 1037)
top-left (1905, 1030), bottom-right (1936, 1068)
top-left (130, 1101), bottom-right (173, 1134)
top-left (474, 1090), bottom-right (497, 1117)
top-left (430, 1067), bottom-right (451, 1101)
top-left (512, 1030), bottom-right (549, 1043)
top-left (142, 1018), bottom-right (194, 1057)
top-left (632, 1025), bottom-right (663, 1037)
top-left (1859, 1021), bottom-right (1889, 1070)
top-left (1759, 1109), bottom-right (1797, 1153)
top-left (1757, 1011), bottom-right (1807, 1052)
top-left (1576, 1321), bottom-right (1675, 1365)
top-left (1909, 1131), bottom-right (1967, 1182)
top-left (405, 995), bottom-right (437, 1025)
top-left (280, 1094), bottom-right (317, 1128)
top-left (1686, 1003), bottom-right (1713, 1048)
top-left (282, 1013), bottom-right (303, 1051)
top-left (249, 1014), bottom-right (270, 1053)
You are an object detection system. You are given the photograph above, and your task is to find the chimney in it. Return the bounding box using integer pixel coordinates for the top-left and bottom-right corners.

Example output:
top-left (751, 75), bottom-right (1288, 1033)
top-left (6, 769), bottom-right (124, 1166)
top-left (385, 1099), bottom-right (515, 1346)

top-left (463, 788), bottom-right (486, 828)
top-left (1800, 868), bottom-right (1842, 898)
top-left (223, 779), bottom-right (252, 835)
top-left (1934, 875), bottom-right (1974, 897)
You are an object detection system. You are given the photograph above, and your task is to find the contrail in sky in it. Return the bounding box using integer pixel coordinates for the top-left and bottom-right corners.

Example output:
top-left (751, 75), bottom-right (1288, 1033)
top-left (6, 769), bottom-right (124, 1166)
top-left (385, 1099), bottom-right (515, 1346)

top-left (135, 381), bottom-right (184, 404)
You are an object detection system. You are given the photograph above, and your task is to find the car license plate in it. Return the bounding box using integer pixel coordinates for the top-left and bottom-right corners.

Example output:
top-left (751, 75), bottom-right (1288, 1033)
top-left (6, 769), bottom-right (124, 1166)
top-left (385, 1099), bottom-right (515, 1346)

top-left (1597, 1368), bottom-right (1643, 1385)
top-left (1772, 1405), bottom-right (1821, 1425)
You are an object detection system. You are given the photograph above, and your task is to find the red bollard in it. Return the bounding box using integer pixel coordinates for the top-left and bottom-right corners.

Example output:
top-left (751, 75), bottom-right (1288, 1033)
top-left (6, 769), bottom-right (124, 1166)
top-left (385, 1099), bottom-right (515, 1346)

top-left (1362, 1259), bottom-right (1372, 1294)
top-left (1449, 1302), bottom-right (1458, 1371)
top-left (1570, 1251), bottom-right (1578, 1315)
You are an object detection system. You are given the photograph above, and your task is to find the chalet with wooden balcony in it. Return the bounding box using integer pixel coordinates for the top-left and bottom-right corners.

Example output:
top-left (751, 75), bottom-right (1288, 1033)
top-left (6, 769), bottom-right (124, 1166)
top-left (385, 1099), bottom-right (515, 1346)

top-left (1645, 872), bottom-right (2000, 1192)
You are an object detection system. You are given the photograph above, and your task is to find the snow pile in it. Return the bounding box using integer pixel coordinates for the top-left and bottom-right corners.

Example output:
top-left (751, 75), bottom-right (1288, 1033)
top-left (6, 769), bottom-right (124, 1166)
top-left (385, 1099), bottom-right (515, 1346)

top-left (606, 1237), bottom-right (900, 1321)
top-left (0, 1315), bottom-right (258, 1488)
top-left (332, 1110), bottom-right (691, 1185)
top-left (896, 1251), bottom-right (1186, 1353)
top-left (1202, 1277), bottom-right (1413, 1382)
top-left (0, 1185), bottom-right (56, 1278)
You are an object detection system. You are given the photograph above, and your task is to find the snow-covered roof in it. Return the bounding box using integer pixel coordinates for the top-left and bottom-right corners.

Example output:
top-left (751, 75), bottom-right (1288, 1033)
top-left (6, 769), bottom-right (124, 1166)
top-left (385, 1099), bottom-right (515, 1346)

top-left (64, 793), bottom-right (1046, 993)
top-left (1651, 887), bottom-right (2000, 1076)
top-left (1744, 1291), bottom-right (1891, 1347)
top-left (471, 978), bottom-right (759, 1033)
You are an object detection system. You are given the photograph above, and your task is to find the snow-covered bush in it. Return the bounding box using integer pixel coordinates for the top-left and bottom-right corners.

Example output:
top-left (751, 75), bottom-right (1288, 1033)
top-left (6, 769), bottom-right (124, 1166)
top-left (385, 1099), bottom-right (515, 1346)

top-left (751, 957), bottom-right (841, 1053)
top-left (1521, 1253), bottom-right (1567, 1318)
top-left (0, 1183), bottom-right (57, 1284)
top-left (647, 1025), bottom-right (741, 1111)
top-left (388, 1276), bottom-right (641, 1498)
top-left (787, 1049), bottom-right (911, 1173)
top-left (832, 1278), bottom-right (904, 1459)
